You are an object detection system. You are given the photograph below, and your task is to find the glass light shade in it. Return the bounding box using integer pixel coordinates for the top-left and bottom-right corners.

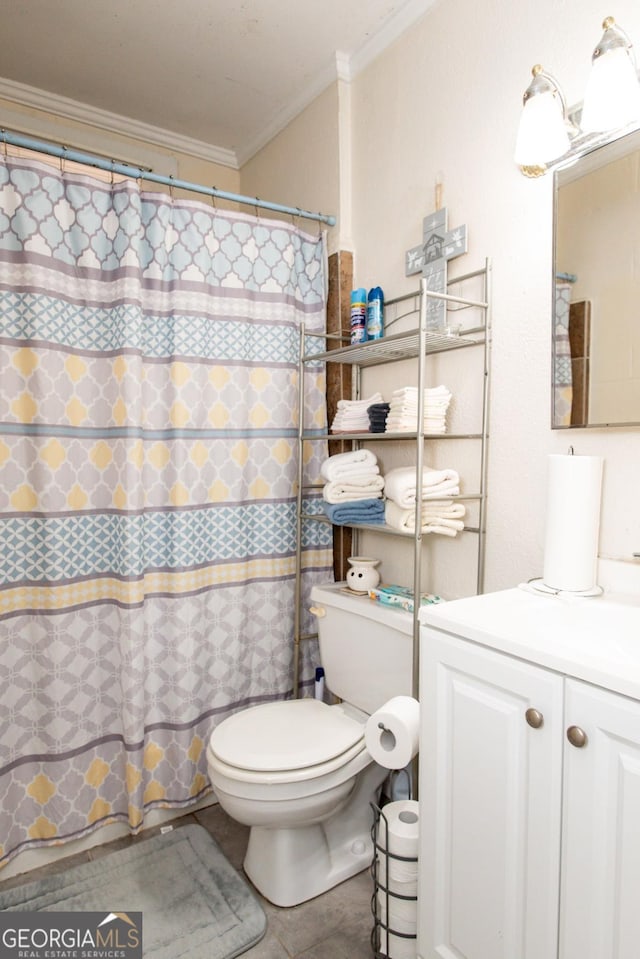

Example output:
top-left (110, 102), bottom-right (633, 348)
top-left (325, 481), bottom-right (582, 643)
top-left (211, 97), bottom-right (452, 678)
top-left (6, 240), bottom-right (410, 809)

top-left (581, 46), bottom-right (640, 132)
top-left (514, 91), bottom-right (571, 166)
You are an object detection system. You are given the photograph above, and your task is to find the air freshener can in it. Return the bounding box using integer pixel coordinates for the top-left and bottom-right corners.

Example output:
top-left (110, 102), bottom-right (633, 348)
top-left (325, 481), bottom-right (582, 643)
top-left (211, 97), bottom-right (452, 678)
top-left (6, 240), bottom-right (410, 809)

top-left (350, 288), bottom-right (367, 344)
top-left (366, 287), bottom-right (384, 339)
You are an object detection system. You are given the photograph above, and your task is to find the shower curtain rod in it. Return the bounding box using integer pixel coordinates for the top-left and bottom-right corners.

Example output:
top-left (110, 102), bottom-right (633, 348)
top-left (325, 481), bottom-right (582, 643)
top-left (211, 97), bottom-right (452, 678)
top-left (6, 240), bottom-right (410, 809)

top-left (1, 129), bottom-right (337, 227)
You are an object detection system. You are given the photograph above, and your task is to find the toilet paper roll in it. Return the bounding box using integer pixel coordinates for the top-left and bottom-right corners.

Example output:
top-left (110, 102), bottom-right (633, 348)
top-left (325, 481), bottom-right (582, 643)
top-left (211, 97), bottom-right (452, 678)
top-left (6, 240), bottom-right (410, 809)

top-left (377, 893), bottom-right (417, 931)
top-left (375, 800), bottom-right (419, 896)
top-left (543, 453), bottom-right (603, 592)
top-left (377, 929), bottom-right (417, 959)
top-left (376, 859), bottom-right (418, 895)
top-left (375, 797), bottom-right (418, 959)
top-left (365, 697), bottom-right (420, 770)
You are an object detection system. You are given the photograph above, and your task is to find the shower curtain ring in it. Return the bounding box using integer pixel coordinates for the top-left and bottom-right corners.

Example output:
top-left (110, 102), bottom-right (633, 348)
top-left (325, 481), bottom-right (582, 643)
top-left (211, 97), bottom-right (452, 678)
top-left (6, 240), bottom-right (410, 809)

top-left (168, 175), bottom-right (174, 200)
top-left (60, 147), bottom-right (67, 175)
top-left (1, 130), bottom-right (7, 160)
top-left (211, 187), bottom-right (217, 210)
top-left (254, 197), bottom-right (261, 220)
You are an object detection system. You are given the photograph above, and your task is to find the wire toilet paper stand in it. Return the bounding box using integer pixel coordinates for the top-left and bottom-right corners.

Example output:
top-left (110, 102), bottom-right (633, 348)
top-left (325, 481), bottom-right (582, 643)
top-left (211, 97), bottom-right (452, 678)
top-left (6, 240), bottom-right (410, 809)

top-left (370, 782), bottom-right (418, 959)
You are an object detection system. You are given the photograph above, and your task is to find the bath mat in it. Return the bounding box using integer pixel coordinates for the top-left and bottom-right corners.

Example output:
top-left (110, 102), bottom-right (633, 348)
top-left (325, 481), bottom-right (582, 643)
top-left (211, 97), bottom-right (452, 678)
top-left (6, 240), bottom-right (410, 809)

top-left (0, 824), bottom-right (266, 959)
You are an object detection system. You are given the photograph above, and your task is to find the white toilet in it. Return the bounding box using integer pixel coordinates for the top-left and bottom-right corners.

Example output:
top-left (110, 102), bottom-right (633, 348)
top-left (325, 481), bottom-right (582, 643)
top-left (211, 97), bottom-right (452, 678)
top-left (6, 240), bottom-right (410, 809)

top-left (206, 582), bottom-right (413, 907)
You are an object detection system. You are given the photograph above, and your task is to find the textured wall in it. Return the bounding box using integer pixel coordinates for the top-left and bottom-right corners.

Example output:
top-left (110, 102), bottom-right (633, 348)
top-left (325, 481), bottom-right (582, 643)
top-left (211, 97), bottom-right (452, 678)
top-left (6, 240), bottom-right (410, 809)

top-left (346, 0), bottom-right (640, 593)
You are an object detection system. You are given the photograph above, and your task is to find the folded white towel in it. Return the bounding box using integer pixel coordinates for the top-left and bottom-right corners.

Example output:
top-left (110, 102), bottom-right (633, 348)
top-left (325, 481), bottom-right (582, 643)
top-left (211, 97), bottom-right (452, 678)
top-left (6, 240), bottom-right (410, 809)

top-left (419, 500), bottom-right (466, 519)
top-left (336, 392), bottom-right (384, 409)
top-left (385, 383), bottom-right (452, 435)
top-left (391, 386), bottom-right (452, 401)
top-left (385, 416), bottom-right (447, 434)
top-left (385, 500), bottom-right (465, 535)
top-left (384, 466), bottom-right (460, 506)
top-left (323, 476), bottom-right (385, 503)
top-left (321, 448), bottom-right (379, 482)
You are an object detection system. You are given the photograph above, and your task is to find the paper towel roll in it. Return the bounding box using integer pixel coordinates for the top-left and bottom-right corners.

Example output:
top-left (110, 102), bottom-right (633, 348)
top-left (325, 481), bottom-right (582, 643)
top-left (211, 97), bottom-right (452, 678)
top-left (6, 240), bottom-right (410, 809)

top-left (365, 696), bottom-right (420, 770)
top-left (543, 453), bottom-right (603, 592)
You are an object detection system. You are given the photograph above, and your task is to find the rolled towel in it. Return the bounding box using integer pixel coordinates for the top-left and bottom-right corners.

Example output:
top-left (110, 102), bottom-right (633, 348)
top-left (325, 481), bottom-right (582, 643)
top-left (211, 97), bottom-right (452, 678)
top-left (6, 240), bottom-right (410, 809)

top-left (384, 466), bottom-right (460, 506)
top-left (321, 448), bottom-right (379, 482)
top-left (385, 499), bottom-right (466, 535)
top-left (322, 498), bottom-right (386, 525)
top-left (323, 476), bottom-right (385, 503)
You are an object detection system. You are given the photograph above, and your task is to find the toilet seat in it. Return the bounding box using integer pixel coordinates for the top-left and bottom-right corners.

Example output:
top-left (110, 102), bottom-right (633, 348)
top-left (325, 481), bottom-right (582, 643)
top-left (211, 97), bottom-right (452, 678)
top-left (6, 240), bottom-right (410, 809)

top-left (207, 698), bottom-right (371, 791)
top-left (210, 698), bottom-right (365, 772)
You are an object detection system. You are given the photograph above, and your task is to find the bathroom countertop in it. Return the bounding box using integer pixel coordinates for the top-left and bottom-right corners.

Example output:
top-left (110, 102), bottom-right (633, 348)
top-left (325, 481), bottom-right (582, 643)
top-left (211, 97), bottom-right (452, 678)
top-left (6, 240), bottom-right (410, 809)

top-left (419, 585), bottom-right (640, 701)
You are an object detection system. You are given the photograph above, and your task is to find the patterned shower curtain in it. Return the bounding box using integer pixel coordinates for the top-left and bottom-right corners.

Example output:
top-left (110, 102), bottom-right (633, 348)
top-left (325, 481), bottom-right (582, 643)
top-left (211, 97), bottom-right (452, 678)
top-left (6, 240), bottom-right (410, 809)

top-left (0, 152), bottom-right (333, 869)
top-left (554, 279), bottom-right (573, 425)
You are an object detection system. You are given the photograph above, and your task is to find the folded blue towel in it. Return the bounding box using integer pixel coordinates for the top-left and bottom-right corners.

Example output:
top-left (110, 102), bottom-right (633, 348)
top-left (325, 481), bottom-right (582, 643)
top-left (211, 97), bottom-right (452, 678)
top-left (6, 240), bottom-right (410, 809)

top-left (322, 498), bottom-right (386, 526)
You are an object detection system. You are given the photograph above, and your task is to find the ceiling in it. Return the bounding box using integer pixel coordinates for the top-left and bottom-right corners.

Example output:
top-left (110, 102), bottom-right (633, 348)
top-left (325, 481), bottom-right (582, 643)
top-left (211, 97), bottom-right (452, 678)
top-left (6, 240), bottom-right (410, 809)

top-left (0, 0), bottom-right (434, 168)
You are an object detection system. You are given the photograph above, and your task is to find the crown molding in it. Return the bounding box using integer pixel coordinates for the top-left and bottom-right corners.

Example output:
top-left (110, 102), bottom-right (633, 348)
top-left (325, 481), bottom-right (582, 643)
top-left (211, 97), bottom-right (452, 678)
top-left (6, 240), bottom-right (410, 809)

top-left (0, 76), bottom-right (239, 170)
top-left (237, 0), bottom-right (438, 165)
top-left (0, 2), bottom-right (438, 172)
top-left (234, 54), bottom-right (347, 168)
top-left (348, 0), bottom-right (439, 78)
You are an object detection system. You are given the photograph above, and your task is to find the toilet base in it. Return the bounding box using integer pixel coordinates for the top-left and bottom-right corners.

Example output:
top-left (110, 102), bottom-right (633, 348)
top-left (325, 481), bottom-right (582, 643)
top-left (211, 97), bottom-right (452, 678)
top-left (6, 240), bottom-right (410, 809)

top-left (242, 761), bottom-right (388, 907)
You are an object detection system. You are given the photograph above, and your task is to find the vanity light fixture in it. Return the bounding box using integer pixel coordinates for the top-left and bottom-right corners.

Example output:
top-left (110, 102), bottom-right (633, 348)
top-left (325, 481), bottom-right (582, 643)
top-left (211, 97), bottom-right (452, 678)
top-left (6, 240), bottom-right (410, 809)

top-left (581, 17), bottom-right (640, 132)
top-left (514, 65), bottom-right (572, 176)
top-left (515, 15), bottom-right (640, 176)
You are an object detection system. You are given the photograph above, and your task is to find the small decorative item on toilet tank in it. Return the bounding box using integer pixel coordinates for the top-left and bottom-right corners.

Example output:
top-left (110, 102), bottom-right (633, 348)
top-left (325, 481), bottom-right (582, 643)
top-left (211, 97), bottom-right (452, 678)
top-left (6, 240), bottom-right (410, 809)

top-left (346, 556), bottom-right (381, 592)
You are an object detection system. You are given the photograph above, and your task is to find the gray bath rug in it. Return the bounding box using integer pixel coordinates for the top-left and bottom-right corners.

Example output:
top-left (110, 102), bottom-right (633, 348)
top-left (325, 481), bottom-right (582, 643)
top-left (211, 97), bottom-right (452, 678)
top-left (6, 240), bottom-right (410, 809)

top-left (0, 823), bottom-right (267, 959)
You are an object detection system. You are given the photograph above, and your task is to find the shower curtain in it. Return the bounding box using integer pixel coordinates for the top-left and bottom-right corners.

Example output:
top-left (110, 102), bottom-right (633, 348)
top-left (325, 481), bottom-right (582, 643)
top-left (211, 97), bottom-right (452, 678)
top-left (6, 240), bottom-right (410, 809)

top-left (0, 152), bottom-right (333, 868)
top-left (554, 279), bottom-right (573, 425)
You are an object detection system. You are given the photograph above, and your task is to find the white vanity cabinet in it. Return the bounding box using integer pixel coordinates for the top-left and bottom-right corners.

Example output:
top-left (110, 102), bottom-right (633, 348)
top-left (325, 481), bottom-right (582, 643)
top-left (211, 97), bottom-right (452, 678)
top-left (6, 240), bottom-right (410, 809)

top-left (417, 587), bottom-right (640, 959)
top-left (559, 679), bottom-right (640, 959)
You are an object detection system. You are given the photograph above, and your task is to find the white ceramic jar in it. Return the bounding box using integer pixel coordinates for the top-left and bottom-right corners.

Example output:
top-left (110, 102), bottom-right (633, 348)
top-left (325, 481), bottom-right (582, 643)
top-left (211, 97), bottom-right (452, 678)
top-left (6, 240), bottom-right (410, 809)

top-left (346, 556), bottom-right (381, 593)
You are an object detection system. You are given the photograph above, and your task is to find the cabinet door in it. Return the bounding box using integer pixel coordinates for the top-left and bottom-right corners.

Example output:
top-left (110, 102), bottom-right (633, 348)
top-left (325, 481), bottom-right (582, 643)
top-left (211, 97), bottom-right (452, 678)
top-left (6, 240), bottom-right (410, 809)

top-left (418, 629), bottom-right (564, 959)
top-left (560, 679), bottom-right (640, 959)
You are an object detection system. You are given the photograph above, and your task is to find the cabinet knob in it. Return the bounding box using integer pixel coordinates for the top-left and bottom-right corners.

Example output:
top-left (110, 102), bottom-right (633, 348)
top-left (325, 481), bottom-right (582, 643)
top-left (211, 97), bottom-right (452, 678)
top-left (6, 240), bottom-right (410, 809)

top-left (566, 725), bottom-right (588, 748)
top-left (309, 605), bottom-right (326, 618)
top-left (525, 707), bottom-right (544, 729)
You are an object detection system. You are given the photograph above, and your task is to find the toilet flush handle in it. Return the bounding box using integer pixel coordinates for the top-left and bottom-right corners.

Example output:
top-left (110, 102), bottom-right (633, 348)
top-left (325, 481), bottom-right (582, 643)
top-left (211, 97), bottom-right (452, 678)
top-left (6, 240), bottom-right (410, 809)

top-left (309, 605), bottom-right (326, 618)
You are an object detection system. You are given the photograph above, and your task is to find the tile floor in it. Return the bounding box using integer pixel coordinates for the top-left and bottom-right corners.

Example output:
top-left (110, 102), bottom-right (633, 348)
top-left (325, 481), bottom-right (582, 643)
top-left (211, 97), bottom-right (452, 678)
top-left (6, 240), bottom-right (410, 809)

top-left (0, 804), bottom-right (375, 959)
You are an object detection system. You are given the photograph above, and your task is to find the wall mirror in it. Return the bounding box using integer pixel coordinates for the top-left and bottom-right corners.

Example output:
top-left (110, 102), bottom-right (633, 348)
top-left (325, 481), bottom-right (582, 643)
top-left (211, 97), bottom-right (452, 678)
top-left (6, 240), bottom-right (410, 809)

top-left (552, 125), bottom-right (640, 428)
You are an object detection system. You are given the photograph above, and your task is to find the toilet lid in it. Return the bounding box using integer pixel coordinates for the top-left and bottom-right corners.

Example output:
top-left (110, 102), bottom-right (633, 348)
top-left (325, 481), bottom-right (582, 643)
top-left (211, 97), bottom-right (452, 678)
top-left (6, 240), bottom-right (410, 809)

top-left (209, 699), bottom-right (365, 772)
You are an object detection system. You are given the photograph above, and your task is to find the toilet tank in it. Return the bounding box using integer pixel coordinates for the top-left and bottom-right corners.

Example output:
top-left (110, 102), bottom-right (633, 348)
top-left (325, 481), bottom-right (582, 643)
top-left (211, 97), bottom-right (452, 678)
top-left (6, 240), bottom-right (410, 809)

top-left (310, 582), bottom-right (413, 715)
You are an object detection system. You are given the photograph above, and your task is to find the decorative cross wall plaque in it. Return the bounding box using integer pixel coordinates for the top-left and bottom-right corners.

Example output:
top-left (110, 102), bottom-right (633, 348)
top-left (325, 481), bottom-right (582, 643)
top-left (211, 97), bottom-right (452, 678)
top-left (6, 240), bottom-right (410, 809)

top-left (405, 207), bottom-right (468, 331)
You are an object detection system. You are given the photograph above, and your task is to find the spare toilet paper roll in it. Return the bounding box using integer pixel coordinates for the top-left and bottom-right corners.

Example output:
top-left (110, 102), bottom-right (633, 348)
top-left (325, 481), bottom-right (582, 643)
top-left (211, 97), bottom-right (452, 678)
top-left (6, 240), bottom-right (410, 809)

top-left (376, 799), bottom-right (420, 862)
top-left (376, 800), bottom-right (419, 890)
top-left (543, 453), bottom-right (603, 592)
top-left (377, 860), bottom-right (418, 897)
top-left (377, 930), bottom-right (417, 959)
top-left (377, 893), bottom-right (417, 931)
top-left (365, 696), bottom-right (420, 770)
top-left (375, 802), bottom-right (419, 959)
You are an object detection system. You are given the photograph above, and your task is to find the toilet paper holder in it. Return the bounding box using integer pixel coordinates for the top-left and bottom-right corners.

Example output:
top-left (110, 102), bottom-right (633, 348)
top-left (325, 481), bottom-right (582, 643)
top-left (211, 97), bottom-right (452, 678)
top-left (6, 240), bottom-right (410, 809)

top-left (370, 795), bottom-right (418, 959)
